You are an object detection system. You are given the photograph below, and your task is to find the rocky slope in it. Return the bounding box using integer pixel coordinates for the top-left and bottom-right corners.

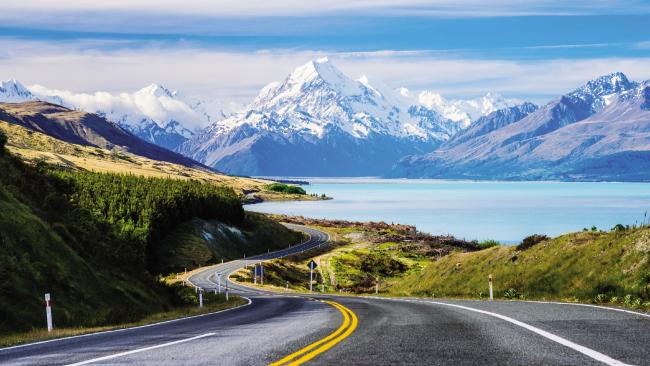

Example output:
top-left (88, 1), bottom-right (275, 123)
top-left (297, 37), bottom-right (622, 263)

top-left (391, 73), bottom-right (650, 181)
top-left (0, 101), bottom-right (208, 169)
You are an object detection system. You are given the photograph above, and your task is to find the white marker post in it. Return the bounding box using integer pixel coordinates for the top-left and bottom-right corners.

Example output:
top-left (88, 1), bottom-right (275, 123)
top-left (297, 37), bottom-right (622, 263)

top-left (488, 274), bottom-right (494, 301)
top-left (44, 293), bottom-right (53, 332)
top-left (286, 281), bottom-right (289, 290)
top-left (260, 264), bottom-right (264, 286)
top-left (199, 288), bottom-right (203, 308)
top-left (225, 282), bottom-right (229, 302)
top-left (375, 278), bottom-right (379, 294)
top-left (216, 272), bottom-right (221, 294)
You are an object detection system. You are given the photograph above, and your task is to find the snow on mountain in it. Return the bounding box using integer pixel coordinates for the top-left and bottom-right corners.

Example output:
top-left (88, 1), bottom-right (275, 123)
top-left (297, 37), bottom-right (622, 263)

top-left (0, 79), bottom-right (38, 102)
top-left (415, 91), bottom-right (521, 129)
top-left (27, 83), bottom-right (236, 150)
top-left (211, 57), bottom-right (454, 141)
top-left (390, 72), bottom-right (647, 181)
top-left (179, 58), bottom-right (456, 176)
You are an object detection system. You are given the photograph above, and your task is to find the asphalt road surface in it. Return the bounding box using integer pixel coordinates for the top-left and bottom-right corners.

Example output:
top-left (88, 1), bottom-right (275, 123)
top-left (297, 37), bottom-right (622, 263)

top-left (1, 224), bottom-right (649, 365)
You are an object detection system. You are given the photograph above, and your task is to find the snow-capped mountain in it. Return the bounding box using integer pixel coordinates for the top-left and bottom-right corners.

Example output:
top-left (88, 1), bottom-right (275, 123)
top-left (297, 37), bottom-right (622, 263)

top-left (0, 79), bottom-right (38, 102)
top-left (411, 90), bottom-right (520, 129)
top-left (27, 83), bottom-right (226, 150)
top-left (179, 58), bottom-right (457, 176)
top-left (391, 72), bottom-right (649, 181)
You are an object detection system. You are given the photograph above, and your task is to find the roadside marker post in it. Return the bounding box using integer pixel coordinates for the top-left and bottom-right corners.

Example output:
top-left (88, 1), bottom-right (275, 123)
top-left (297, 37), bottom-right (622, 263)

top-left (286, 281), bottom-right (289, 290)
top-left (216, 272), bottom-right (222, 294)
top-left (44, 293), bottom-right (53, 332)
top-left (307, 260), bottom-right (318, 292)
top-left (260, 264), bottom-right (264, 286)
top-left (488, 274), bottom-right (494, 301)
top-left (199, 288), bottom-right (203, 308)
top-left (375, 277), bottom-right (379, 294)
top-left (225, 282), bottom-right (229, 302)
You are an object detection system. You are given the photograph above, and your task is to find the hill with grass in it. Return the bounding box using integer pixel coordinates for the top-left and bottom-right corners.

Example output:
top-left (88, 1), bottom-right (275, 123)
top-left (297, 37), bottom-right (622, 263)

top-left (0, 119), bottom-right (305, 201)
top-left (0, 101), bottom-right (206, 169)
top-left (0, 132), bottom-right (302, 334)
top-left (390, 228), bottom-right (650, 309)
top-left (232, 215), bottom-right (649, 312)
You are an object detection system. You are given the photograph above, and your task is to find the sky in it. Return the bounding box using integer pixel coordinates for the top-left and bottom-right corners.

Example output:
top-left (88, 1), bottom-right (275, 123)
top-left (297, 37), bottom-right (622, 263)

top-left (1, 0), bottom-right (649, 104)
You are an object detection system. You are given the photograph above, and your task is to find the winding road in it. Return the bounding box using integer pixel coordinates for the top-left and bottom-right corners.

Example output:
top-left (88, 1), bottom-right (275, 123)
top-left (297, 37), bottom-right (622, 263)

top-left (1, 224), bottom-right (649, 365)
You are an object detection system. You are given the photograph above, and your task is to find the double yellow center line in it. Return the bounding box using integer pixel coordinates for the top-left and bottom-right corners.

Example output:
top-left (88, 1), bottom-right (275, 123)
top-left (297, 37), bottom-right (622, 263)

top-left (269, 300), bottom-right (358, 366)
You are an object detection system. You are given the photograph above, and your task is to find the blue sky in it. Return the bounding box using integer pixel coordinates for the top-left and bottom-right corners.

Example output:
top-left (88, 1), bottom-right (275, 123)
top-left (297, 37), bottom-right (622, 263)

top-left (1, 1), bottom-right (649, 103)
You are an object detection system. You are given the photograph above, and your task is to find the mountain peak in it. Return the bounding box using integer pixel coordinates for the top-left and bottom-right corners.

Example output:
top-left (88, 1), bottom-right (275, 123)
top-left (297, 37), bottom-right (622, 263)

top-left (289, 58), bottom-right (350, 85)
top-left (571, 72), bottom-right (636, 99)
top-left (0, 78), bottom-right (36, 102)
top-left (138, 83), bottom-right (175, 98)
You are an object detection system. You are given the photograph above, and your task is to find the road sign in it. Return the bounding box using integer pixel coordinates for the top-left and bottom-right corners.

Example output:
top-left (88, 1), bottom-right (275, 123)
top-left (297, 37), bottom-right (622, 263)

top-left (307, 260), bottom-right (318, 292)
top-left (255, 264), bottom-right (264, 276)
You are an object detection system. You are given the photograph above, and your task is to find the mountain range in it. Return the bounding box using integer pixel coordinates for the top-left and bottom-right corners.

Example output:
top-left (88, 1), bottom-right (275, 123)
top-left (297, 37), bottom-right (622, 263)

top-left (3, 62), bottom-right (650, 181)
top-left (179, 58), bottom-right (473, 176)
top-left (6, 80), bottom-right (237, 151)
top-left (0, 100), bottom-right (207, 169)
top-left (391, 72), bottom-right (650, 181)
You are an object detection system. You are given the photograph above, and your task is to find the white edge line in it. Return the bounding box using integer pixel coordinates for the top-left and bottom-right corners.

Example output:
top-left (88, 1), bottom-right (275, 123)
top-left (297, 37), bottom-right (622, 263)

top-left (365, 296), bottom-right (633, 366)
top-left (522, 300), bottom-right (650, 318)
top-left (64, 332), bottom-right (216, 366)
top-left (0, 298), bottom-right (252, 352)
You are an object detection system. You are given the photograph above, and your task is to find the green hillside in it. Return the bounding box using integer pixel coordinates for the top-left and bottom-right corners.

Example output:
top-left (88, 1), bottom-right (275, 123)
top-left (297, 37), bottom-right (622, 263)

top-left (0, 131), bottom-right (301, 334)
top-left (390, 228), bottom-right (650, 309)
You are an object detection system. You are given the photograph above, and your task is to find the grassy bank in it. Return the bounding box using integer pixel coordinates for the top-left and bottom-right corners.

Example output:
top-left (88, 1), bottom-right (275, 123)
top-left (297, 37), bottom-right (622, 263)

top-left (0, 131), bottom-right (303, 334)
top-left (234, 215), bottom-right (650, 312)
top-left (390, 227), bottom-right (650, 310)
top-left (0, 294), bottom-right (246, 348)
top-left (232, 215), bottom-right (479, 293)
top-left (154, 212), bottom-right (305, 274)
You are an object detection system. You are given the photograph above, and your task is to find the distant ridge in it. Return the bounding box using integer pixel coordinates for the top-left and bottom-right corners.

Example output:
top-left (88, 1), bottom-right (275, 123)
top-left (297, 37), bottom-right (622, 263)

top-left (0, 100), bottom-right (211, 170)
top-left (391, 73), bottom-right (650, 181)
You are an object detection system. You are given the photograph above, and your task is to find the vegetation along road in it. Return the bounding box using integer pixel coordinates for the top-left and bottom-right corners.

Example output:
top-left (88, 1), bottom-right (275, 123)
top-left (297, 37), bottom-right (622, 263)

top-left (1, 225), bottom-right (648, 365)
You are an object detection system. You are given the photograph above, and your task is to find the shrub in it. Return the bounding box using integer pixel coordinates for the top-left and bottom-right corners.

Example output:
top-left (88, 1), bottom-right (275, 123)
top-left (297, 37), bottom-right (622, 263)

top-left (503, 288), bottom-right (519, 299)
top-left (612, 224), bottom-right (627, 232)
top-left (594, 293), bottom-right (609, 303)
top-left (478, 240), bottom-right (500, 250)
top-left (0, 131), bottom-right (6, 154)
top-left (266, 183), bottom-right (306, 195)
top-left (516, 234), bottom-right (549, 251)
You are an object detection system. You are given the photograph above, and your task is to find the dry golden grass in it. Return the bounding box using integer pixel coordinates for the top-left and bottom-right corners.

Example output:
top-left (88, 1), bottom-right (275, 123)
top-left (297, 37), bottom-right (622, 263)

top-left (0, 120), bottom-right (297, 198)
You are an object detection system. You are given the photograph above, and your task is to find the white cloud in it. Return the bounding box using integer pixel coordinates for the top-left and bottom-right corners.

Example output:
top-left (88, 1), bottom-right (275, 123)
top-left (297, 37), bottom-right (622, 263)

top-left (2, 38), bottom-right (649, 107)
top-left (29, 84), bottom-right (208, 130)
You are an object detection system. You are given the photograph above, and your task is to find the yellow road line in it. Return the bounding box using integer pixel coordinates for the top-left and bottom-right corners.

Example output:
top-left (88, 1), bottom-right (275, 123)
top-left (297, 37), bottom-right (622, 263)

top-left (269, 300), bottom-right (358, 366)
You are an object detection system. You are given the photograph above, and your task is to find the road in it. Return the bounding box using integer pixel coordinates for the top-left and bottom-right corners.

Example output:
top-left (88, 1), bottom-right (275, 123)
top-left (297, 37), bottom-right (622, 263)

top-left (1, 224), bottom-right (649, 365)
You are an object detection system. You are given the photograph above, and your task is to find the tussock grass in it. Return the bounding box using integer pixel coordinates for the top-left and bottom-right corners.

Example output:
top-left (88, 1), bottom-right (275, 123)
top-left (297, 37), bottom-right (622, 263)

top-left (390, 227), bottom-right (650, 310)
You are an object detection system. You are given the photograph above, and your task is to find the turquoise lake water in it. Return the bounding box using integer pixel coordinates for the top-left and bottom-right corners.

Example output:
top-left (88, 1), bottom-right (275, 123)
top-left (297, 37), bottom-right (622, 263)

top-left (246, 179), bottom-right (650, 243)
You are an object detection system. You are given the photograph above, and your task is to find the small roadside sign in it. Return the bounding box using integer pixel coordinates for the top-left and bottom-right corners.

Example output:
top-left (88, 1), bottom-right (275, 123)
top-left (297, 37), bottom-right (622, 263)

top-left (254, 264), bottom-right (264, 276)
top-left (307, 260), bottom-right (318, 270)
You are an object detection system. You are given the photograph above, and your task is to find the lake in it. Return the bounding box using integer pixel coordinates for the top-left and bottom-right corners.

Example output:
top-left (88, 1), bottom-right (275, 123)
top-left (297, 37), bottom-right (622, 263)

top-left (246, 179), bottom-right (650, 243)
